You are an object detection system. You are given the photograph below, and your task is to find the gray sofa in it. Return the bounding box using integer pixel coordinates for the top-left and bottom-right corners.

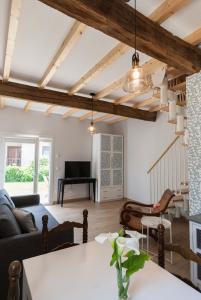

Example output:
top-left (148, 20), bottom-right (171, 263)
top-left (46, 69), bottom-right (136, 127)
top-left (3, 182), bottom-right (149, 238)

top-left (0, 189), bottom-right (73, 300)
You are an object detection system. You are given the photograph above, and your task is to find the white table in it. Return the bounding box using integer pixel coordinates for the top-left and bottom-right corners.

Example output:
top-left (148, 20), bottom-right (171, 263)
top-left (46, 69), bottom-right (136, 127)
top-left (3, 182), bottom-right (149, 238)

top-left (23, 241), bottom-right (200, 300)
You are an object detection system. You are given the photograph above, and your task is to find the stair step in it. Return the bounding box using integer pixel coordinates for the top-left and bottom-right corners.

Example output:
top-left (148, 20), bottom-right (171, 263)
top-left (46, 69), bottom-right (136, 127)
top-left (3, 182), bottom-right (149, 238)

top-left (174, 187), bottom-right (189, 195)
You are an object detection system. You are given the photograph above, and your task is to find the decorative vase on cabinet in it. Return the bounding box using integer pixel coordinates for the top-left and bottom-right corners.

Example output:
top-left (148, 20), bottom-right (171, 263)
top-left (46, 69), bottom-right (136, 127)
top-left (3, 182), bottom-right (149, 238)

top-left (92, 133), bottom-right (124, 202)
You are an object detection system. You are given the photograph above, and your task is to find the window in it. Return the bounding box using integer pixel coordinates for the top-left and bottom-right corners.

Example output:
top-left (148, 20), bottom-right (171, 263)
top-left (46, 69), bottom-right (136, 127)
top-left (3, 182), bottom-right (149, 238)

top-left (7, 146), bottom-right (22, 166)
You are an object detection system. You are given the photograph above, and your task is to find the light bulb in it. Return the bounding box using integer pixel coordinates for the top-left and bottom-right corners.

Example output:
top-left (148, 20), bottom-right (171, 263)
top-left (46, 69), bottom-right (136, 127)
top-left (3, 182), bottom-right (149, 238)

top-left (123, 52), bottom-right (147, 93)
top-left (88, 121), bottom-right (96, 135)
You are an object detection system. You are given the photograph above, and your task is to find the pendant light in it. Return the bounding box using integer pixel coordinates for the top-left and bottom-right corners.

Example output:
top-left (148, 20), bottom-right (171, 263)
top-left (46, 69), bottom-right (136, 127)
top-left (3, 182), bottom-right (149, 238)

top-left (88, 93), bottom-right (96, 135)
top-left (123, 0), bottom-right (146, 93)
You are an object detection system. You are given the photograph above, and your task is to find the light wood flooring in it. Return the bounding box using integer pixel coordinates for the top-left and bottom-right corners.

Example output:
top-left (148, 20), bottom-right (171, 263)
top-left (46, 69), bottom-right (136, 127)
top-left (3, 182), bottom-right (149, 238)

top-left (46, 199), bottom-right (190, 280)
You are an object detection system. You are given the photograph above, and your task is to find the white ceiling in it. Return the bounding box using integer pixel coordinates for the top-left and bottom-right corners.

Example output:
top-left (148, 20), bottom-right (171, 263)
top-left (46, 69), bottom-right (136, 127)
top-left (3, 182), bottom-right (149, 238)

top-left (0, 0), bottom-right (201, 121)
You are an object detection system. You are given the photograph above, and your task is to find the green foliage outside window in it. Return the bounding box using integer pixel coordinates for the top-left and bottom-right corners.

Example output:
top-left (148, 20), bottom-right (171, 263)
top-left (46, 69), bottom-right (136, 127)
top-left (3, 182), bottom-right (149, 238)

top-left (5, 158), bottom-right (49, 182)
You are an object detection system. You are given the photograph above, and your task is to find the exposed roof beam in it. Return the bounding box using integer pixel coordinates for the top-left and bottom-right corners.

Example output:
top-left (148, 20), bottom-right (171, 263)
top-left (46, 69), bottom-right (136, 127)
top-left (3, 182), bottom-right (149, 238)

top-left (39, 0), bottom-right (201, 73)
top-left (62, 108), bottom-right (79, 119)
top-left (149, 0), bottom-right (191, 24)
top-left (94, 76), bottom-right (124, 100)
top-left (0, 80), bottom-right (157, 121)
top-left (184, 27), bottom-right (201, 45)
top-left (0, 97), bottom-right (5, 109)
top-left (39, 21), bottom-right (86, 88)
top-left (68, 43), bottom-right (129, 95)
top-left (108, 117), bottom-right (128, 125)
top-left (44, 105), bottom-right (57, 116)
top-left (79, 111), bottom-right (98, 121)
top-left (23, 100), bottom-right (32, 112)
top-left (115, 89), bottom-right (149, 105)
top-left (3, 0), bottom-right (22, 81)
top-left (133, 95), bottom-right (160, 109)
top-left (93, 114), bottom-right (113, 124)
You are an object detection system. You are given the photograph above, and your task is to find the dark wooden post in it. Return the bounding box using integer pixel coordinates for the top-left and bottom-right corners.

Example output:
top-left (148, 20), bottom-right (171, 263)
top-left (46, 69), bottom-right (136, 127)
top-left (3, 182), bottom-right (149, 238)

top-left (7, 261), bottom-right (22, 300)
top-left (83, 209), bottom-right (88, 243)
top-left (42, 215), bottom-right (49, 253)
top-left (158, 223), bottom-right (165, 268)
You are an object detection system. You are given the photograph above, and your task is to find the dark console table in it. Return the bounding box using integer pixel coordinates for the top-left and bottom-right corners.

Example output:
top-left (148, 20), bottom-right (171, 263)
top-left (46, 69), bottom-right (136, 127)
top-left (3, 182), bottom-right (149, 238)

top-left (57, 177), bottom-right (97, 207)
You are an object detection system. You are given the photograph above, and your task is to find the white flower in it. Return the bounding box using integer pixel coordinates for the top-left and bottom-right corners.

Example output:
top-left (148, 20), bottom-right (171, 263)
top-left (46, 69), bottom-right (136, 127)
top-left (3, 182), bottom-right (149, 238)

top-left (95, 232), bottom-right (118, 244)
top-left (116, 237), bottom-right (140, 255)
top-left (125, 230), bottom-right (146, 240)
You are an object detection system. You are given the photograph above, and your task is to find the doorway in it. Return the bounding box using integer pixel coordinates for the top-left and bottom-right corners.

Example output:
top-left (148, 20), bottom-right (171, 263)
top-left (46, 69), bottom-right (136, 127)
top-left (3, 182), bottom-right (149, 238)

top-left (1, 136), bottom-right (52, 204)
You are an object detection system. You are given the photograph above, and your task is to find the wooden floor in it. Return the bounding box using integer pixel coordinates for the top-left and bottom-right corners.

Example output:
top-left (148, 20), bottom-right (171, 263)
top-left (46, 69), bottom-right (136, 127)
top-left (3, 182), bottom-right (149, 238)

top-left (47, 199), bottom-right (190, 280)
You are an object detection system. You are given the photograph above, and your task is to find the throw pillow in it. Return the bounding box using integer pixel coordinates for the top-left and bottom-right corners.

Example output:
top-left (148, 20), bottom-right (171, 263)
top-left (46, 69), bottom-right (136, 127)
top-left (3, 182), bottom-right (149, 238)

top-left (12, 208), bottom-right (37, 233)
top-left (0, 205), bottom-right (21, 238)
top-left (0, 189), bottom-right (15, 209)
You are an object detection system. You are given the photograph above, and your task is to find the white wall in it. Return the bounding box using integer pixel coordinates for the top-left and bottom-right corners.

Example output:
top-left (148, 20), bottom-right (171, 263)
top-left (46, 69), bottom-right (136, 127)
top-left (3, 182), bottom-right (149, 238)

top-left (0, 107), bottom-right (113, 202)
top-left (112, 113), bottom-right (175, 203)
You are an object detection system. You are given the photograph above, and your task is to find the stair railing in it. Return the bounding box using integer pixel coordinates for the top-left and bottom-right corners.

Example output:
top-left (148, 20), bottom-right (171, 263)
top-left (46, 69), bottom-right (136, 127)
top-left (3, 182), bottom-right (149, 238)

top-left (147, 136), bottom-right (187, 203)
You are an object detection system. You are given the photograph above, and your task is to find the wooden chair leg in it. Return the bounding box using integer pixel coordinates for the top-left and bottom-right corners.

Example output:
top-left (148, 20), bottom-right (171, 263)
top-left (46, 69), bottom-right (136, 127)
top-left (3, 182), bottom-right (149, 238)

top-left (158, 224), bottom-right (165, 268)
top-left (42, 215), bottom-right (49, 253)
top-left (83, 209), bottom-right (88, 243)
top-left (8, 261), bottom-right (22, 300)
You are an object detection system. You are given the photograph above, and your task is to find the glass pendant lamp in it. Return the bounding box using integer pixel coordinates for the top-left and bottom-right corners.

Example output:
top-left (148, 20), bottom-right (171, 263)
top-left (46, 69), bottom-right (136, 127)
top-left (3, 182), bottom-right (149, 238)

top-left (123, 0), bottom-right (147, 93)
top-left (88, 93), bottom-right (96, 135)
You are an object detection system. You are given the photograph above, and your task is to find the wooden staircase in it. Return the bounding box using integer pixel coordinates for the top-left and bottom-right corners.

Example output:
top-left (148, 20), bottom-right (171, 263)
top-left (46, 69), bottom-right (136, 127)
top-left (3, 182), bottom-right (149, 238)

top-left (147, 135), bottom-right (189, 218)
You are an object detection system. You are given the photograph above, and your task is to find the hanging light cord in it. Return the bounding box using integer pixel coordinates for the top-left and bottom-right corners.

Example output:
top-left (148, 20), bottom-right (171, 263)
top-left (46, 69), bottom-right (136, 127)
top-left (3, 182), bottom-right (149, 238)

top-left (91, 94), bottom-right (94, 123)
top-left (134, 0), bottom-right (137, 55)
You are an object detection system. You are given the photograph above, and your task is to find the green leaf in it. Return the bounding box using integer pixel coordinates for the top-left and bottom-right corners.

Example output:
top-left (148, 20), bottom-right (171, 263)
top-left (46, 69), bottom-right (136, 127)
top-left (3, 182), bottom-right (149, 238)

top-left (110, 239), bottom-right (119, 266)
top-left (118, 228), bottom-right (124, 237)
top-left (122, 251), bottom-right (150, 277)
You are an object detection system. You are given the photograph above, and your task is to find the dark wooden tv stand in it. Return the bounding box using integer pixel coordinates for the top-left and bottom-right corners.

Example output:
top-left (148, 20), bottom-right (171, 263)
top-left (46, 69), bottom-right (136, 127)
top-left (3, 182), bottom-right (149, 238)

top-left (57, 177), bottom-right (97, 207)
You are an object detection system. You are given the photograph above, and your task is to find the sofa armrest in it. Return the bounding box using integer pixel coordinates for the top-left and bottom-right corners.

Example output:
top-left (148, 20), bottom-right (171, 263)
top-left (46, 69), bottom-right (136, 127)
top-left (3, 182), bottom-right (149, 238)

top-left (11, 194), bottom-right (40, 208)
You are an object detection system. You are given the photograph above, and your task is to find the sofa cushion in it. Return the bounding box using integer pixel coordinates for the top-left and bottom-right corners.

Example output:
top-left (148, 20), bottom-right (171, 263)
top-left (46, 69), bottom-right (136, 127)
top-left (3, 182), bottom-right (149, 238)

top-left (23, 204), bottom-right (58, 231)
top-left (0, 189), bottom-right (15, 209)
top-left (12, 208), bottom-right (38, 233)
top-left (0, 205), bottom-right (21, 238)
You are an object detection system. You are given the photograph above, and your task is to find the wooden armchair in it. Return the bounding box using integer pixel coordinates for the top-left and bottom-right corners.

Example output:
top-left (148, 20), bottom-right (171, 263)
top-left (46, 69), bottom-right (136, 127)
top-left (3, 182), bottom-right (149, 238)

top-left (7, 261), bottom-right (22, 300)
top-left (42, 209), bottom-right (88, 253)
top-left (158, 223), bottom-right (201, 292)
top-left (120, 189), bottom-right (174, 232)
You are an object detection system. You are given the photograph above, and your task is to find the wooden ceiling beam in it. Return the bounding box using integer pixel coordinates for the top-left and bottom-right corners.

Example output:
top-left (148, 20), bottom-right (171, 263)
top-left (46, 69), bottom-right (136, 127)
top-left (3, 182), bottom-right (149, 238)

top-left (3, 0), bottom-right (22, 81)
top-left (44, 105), bottom-right (57, 116)
top-left (68, 43), bottom-right (129, 95)
top-left (39, 0), bottom-right (201, 73)
top-left (62, 108), bottom-right (79, 119)
top-left (0, 80), bottom-right (157, 121)
top-left (133, 95), bottom-right (160, 109)
top-left (149, 0), bottom-right (192, 24)
top-left (185, 27), bottom-right (201, 45)
top-left (93, 114), bottom-right (113, 124)
top-left (79, 111), bottom-right (98, 121)
top-left (108, 117), bottom-right (128, 125)
top-left (23, 100), bottom-right (32, 112)
top-left (115, 88), bottom-right (150, 105)
top-left (39, 21), bottom-right (86, 88)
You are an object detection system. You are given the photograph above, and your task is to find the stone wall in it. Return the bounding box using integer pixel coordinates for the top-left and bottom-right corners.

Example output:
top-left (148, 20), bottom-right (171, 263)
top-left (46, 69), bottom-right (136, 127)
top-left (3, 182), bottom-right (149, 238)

top-left (187, 71), bottom-right (201, 216)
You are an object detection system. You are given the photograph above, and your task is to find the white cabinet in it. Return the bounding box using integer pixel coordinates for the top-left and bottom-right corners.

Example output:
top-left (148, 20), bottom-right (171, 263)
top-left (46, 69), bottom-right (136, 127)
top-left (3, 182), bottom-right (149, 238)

top-left (92, 134), bottom-right (123, 202)
top-left (190, 221), bottom-right (201, 290)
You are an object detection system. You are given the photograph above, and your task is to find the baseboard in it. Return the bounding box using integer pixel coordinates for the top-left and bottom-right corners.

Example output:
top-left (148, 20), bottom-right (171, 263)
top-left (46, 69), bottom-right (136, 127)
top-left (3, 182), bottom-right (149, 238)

top-left (53, 197), bottom-right (90, 205)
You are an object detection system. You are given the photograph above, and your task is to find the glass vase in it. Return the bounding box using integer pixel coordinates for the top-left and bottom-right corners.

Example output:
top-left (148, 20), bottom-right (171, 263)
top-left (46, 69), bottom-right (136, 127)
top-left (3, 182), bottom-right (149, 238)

top-left (116, 261), bottom-right (130, 300)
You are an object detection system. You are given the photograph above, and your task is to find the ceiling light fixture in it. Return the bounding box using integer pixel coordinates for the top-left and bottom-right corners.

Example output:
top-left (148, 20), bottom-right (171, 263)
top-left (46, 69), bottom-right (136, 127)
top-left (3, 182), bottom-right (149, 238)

top-left (88, 93), bottom-right (96, 135)
top-left (123, 0), bottom-right (147, 93)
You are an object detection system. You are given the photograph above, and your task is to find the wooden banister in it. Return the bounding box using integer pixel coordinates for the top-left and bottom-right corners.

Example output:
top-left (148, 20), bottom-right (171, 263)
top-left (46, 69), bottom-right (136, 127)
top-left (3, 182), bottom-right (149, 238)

top-left (147, 136), bottom-right (180, 174)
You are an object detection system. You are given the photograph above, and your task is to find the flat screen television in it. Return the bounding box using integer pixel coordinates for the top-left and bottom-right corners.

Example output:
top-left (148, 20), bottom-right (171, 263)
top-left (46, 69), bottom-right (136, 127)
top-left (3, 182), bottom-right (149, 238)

top-left (65, 161), bottom-right (91, 178)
